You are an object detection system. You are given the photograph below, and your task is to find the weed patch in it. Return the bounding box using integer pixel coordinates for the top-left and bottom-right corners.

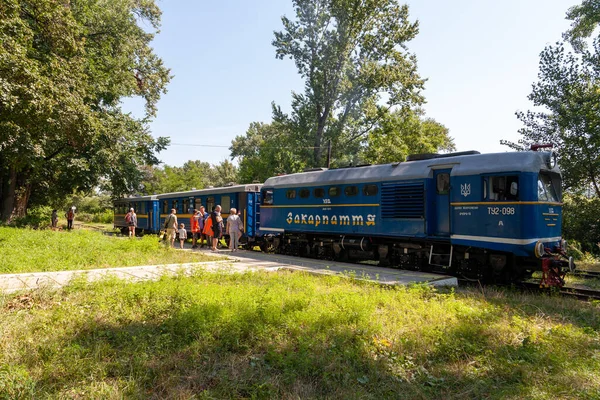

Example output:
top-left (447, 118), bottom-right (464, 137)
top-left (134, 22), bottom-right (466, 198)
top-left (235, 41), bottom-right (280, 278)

top-left (0, 227), bottom-right (221, 274)
top-left (0, 271), bottom-right (598, 399)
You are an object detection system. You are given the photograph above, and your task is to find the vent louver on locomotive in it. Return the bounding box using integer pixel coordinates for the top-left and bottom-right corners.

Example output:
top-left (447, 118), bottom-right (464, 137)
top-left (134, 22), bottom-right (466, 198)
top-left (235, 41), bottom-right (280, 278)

top-left (381, 182), bottom-right (425, 219)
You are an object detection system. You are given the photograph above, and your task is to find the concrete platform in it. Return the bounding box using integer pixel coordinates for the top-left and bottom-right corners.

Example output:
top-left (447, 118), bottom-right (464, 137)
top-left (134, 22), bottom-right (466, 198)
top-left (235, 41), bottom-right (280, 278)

top-left (0, 249), bottom-right (457, 294)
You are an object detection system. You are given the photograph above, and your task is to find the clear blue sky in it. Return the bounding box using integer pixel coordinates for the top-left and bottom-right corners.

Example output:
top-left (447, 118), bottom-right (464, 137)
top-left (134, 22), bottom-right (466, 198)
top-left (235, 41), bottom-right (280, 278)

top-left (125, 0), bottom-right (577, 167)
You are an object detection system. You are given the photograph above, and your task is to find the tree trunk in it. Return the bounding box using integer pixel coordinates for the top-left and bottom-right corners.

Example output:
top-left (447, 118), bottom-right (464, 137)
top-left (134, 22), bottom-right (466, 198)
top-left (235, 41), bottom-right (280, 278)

top-left (1, 168), bottom-right (17, 222)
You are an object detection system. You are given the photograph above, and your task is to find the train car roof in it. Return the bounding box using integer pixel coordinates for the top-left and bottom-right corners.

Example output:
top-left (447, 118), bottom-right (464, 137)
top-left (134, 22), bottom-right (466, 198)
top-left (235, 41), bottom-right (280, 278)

top-left (115, 195), bottom-right (158, 202)
top-left (263, 151), bottom-right (559, 188)
top-left (157, 184), bottom-right (263, 199)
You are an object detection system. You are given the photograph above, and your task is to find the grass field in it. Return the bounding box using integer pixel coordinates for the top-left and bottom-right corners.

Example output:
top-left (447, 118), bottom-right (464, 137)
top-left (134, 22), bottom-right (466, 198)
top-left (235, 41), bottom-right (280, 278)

top-left (0, 227), bottom-right (221, 274)
top-left (1, 271), bottom-right (599, 399)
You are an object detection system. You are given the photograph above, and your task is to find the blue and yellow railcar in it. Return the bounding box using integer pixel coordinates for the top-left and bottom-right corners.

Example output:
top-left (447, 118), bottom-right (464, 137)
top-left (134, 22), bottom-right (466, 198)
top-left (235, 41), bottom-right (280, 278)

top-left (113, 195), bottom-right (160, 234)
top-left (259, 150), bottom-right (572, 286)
top-left (156, 184), bottom-right (263, 242)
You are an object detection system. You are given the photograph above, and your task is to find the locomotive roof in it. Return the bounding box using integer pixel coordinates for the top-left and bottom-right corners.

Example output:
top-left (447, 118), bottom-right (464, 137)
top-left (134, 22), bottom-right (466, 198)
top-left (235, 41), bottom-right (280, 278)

top-left (263, 151), bottom-right (558, 188)
top-left (157, 184), bottom-right (263, 199)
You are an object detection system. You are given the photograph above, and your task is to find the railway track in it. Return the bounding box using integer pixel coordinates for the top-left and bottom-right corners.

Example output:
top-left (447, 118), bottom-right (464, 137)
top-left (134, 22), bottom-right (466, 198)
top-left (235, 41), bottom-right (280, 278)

top-left (570, 270), bottom-right (600, 280)
top-left (518, 281), bottom-right (600, 301)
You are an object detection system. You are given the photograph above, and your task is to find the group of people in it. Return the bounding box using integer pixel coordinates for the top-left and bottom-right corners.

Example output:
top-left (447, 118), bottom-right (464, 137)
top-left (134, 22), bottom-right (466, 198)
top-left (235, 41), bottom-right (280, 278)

top-left (159, 205), bottom-right (244, 251)
top-left (50, 207), bottom-right (76, 230)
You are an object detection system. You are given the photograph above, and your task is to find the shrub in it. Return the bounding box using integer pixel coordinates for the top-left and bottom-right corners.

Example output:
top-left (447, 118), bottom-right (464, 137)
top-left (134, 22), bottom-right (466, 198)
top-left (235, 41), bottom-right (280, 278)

top-left (563, 194), bottom-right (600, 255)
top-left (10, 206), bottom-right (53, 229)
top-left (92, 210), bottom-right (114, 224)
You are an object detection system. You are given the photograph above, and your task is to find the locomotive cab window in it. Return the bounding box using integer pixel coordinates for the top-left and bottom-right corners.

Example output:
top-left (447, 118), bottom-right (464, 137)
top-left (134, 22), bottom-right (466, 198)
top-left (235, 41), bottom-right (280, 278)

top-left (485, 175), bottom-right (519, 201)
top-left (436, 173), bottom-right (450, 194)
top-left (538, 173), bottom-right (560, 202)
top-left (262, 190), bottom-right (273, 205)
top-left (363, 184), bottom-right (378, 196)
top-left (344, 186), bottom-right (358, 196)
top-left (286, 190), bottom-right (296, 199)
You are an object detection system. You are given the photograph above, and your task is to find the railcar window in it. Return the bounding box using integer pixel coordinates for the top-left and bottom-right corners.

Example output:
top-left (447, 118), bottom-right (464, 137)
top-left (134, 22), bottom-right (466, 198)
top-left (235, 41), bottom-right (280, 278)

top-left (207, 196), bottom-right (215, 212)
top-left (329, 187), bottom-right (340, 197)
top-left (286, 190), bottom-right (296, 199)
top-left (344, 186), bottom-right (358, 196)
top-left (436, 173), bottom-right (450, 194)
top-left (314, 188), bottom-right (325, 198)
top-left (538, 174), bottom-right (559, 202)
top-left (183, 199), bottom-right (190, 213)
top-left (221, 195), bottom-right (231, 213)
top-left (363, 184), bottom-right (378, 196)
top-left (173, 200), bottom-right (179, 213)
top-left (194, 198), bottom-right (202, 210)
top-left (299, 189), bottom-right (310, 198)
top-left (162, 201), bottom-right (168, 214)
top-left (485, 176), bottom-right (519, 201)
top-left (263, 190), bottom-right (273, 205)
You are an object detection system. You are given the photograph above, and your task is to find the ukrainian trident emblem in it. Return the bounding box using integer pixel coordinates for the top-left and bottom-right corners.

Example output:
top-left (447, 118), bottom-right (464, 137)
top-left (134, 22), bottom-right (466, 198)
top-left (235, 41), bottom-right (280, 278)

top-left (460, 183), bottom-right (471, 197)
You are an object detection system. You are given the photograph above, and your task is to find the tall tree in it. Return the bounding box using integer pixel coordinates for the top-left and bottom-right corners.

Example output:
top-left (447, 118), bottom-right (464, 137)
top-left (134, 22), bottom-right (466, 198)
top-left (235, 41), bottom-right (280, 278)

top-left (0, 0), bottom-right (170, 222)
top-left (515, 42), bottom-right (600, 195)
top-left (272, 0), bottom-right (425, 168)
top-left (230, 121), bottom-right (308, 183)
top-left (564, 0), bottom-right (600, 52)
top-left (361, 109), bottom-right (455, 164)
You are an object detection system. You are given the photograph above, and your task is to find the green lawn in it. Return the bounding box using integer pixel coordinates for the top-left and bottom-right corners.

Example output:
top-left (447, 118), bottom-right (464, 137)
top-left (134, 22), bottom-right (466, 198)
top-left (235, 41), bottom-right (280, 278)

top-left (0, 227), bottom-right (221, 274)
top-left (1, 271), bottom-right (599, 399)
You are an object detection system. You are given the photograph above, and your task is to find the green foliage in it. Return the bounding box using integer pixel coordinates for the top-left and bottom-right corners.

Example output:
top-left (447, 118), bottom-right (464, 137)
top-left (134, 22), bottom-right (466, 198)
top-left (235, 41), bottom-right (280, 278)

top-left (514, 42), bottom-right (600, 195)
top-left (563, 193), bottom-right (600, 255)
top-left (231, 122), bottom-right (308, 183)
top-left (0, 0), bottom-right (171, 221)
top-left (564, 0), bottom-right (600, 52)
top-left (1, 273), bottom-right (599, 398)
top-left (271, 0), bottom-right (425, 168)
top-left (361, 108), bottom-right (455, 164)
top-left (141, 160), bottom-right (239, 194)
top-left (0, 227), bottom-right (218, 274)
top-left (8, 205), bottom-right (53, 229)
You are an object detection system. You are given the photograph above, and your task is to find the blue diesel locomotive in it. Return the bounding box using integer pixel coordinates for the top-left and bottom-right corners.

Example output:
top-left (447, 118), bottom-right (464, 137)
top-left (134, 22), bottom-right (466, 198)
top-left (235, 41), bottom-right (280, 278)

top-left (114, 184), bottom-right (263, 245)
top-left (259, 150), bottom-right (573, 286)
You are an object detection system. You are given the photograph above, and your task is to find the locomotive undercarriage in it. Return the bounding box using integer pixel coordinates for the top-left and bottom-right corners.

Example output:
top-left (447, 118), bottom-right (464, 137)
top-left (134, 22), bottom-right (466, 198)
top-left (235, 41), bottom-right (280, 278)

top-left (262, 232), bottom-right (547, 285)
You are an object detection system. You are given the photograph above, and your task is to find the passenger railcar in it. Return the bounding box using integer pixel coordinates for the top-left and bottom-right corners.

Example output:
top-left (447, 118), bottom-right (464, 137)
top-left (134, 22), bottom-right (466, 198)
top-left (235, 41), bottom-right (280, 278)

top-left (113, 195), bottom-right (159, 235)
top-left (114, 184), bottom-right (263, 243)
top-left (155, 184), bottom-right (263, 244)
top-left (259, 150), bottom-right (573, 286)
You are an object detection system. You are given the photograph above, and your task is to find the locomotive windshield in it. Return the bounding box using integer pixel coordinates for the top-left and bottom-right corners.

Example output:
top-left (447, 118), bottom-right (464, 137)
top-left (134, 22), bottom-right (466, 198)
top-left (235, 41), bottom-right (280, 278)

top-left (538, 173), bottom-right (560, 202)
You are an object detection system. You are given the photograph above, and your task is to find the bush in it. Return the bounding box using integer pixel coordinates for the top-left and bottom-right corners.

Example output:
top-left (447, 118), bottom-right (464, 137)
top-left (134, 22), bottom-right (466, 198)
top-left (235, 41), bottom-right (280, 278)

top-left (92, 210), bottom-right (114, 224)
top-left (75, 212), bottom-right (94, 223)
top-left (10, 206), bottom-right (53, 229)
top-left (563, 194), bottom-right (600, 255)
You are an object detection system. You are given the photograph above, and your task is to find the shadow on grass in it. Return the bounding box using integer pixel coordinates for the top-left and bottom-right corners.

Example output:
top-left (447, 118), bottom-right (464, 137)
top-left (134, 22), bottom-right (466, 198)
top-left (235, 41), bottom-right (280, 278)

top-left (9, 276), bottom-right (600, 399)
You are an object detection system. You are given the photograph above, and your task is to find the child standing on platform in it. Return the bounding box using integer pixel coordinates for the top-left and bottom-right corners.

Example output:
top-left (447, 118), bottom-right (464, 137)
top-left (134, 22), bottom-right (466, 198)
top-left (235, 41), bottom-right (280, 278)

top-left (178, 223), bottom-right (187, 249)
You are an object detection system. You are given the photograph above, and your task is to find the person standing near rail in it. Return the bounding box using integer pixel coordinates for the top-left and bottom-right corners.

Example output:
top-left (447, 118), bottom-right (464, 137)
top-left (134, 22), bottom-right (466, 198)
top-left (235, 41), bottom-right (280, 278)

top-left (125, 208), bottom-right (137, 238)
top-left (51, 209), bottom-right (58, 229)
top-left (227, 207), bottom-right (242, 252)
top-left (210, 205), bottom-right (223, 251)
top-left (164, 208), bottom-right (178, 248)
top-left (190, 209), bottom-right (201, 249)
top-left (65, 207), bottom-right (75, 230)
top-left (198, 205), bottom-right (209, 248)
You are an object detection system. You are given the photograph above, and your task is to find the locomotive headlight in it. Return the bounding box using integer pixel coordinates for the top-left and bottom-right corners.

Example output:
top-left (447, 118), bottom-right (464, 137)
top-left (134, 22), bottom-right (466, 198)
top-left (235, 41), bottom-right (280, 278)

top-left (546, 151), bottom-right (558, 169)
top-left (561, 239), bottom-right (567, 250)
top-left (534, 241), bottom-right (545, 258)
top-left (569, 256), bottom-right (575, 272)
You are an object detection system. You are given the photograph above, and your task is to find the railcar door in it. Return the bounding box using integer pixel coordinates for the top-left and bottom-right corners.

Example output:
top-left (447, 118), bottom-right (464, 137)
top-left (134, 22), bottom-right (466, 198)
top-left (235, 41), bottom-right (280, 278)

top-left (433, 169), bottom-right (452, 236)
